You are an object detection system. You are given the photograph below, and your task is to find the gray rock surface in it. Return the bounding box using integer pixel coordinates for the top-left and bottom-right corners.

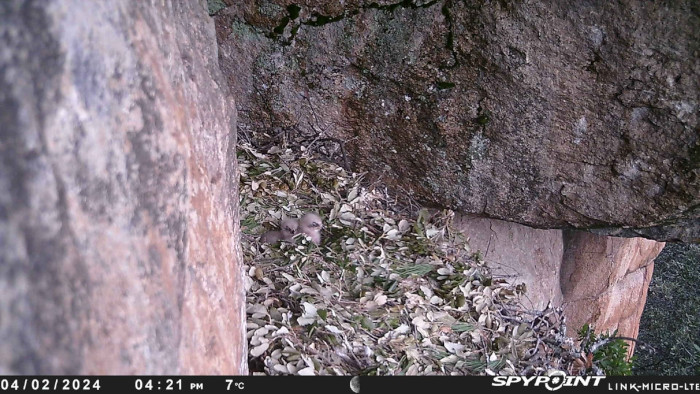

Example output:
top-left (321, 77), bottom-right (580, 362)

top-left (0, 0), bottom-right (246, 374)
top-left (216, 0), bottom-right (699, 241)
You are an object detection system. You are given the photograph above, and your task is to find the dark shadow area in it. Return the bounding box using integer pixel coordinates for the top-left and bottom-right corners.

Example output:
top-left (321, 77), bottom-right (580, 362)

top-left (635, 243), bottom-right (700, 375)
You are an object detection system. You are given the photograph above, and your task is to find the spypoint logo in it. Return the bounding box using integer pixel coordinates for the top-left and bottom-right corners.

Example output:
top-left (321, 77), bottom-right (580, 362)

top-left (492, 371), bottom-right (604, 391)
top-left (544, 372), bottom-right (568, 391)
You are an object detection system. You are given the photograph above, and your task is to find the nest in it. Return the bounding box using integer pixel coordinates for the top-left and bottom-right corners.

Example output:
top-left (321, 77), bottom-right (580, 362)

top-left (238, 142), bottom-right (590, 376)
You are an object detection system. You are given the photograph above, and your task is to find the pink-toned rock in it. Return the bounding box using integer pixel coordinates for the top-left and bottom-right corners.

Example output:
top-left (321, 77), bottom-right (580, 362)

top-left (456, 215), bottom-right (665, 356)
top-left (0, 1), bottom-right (246, 374)
top-left (561, 231), bottom-right (664, 354)
top-left (454, 214), bottom-right (564, 310)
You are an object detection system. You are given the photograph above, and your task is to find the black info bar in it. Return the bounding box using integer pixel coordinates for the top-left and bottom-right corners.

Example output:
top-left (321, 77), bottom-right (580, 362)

top-left (1, 376), bottom-right (699, 394)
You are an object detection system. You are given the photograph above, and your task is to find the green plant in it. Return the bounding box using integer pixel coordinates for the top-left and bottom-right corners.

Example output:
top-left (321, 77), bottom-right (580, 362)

top-left (578, 324), bottom-right (635, 376)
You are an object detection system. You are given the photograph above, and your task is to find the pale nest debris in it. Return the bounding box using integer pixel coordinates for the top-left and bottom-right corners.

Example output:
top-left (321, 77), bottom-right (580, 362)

top-left (238, 142), bottom-right (592, 376)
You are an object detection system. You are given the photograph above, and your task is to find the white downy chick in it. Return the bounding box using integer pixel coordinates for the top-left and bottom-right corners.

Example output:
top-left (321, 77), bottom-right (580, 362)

top-left (299, 212), bottom-right (323, 244)
top-left (280, 218), bottom-right (299, 241)
top-left (259, 230), bottom-right (283, 244)
top-left (260, 218), bottom-right (298, 244)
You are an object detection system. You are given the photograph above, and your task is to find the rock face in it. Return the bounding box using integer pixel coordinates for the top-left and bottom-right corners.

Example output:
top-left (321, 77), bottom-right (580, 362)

top-left (456, 214), bottom-right (664, 355)
top-left (560, 231), bottom-right (664, 355)
top-left (0, 0), bottom-right (246, 374)
top-left (454, 214), bottom-right (564, 310)
top-left (215, 0), bottom-right (699, 242)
